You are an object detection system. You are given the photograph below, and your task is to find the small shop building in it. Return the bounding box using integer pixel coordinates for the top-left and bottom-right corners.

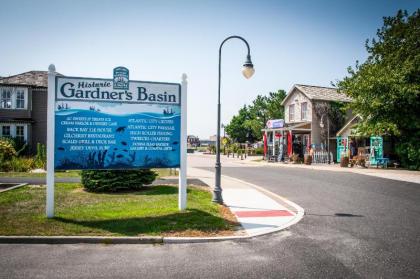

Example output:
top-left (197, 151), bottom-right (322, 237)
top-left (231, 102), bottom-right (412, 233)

top-left (336, 115), bottom-right (397, 166)
top-left (262, 84), bottom-right (352, 162)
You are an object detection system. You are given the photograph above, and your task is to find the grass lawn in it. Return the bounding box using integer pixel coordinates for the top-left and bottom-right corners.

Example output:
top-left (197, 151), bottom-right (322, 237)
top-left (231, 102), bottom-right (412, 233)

top-left (0, 183), bottom-right (238, 237)
top-left (0, 170), bottom-right (80, 178)
top-left (0, 168), bottom-right (178, 179)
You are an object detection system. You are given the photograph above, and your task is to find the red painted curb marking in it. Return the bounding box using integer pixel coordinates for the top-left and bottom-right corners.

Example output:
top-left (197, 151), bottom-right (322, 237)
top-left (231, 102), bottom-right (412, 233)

top-left (234, 210), bottom-right (294, 218)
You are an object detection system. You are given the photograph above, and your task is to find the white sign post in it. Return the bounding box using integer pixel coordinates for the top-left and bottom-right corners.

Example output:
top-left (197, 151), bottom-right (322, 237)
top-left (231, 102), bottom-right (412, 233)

top-left (46, 64), bottom-right (56, 218)
top-left (179, 74), bottom-right (188, 210)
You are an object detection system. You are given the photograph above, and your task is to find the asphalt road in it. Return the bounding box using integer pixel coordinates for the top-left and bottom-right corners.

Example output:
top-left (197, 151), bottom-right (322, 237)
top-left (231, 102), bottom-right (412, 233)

top-left (1, 165), bottom-right (419, 278)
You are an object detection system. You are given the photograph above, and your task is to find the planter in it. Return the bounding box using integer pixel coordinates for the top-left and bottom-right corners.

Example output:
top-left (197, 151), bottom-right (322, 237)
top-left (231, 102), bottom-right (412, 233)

top-left (340, 156), bottom-right (349, 167)
top-left (304, 154), bottom-right (312, 165)
top-left (291, 154), bottom-right (302, 164)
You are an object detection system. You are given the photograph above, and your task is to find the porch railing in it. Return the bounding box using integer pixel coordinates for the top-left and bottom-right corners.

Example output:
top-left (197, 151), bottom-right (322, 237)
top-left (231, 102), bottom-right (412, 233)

top-left (311, 151), bottom-right (333, 164)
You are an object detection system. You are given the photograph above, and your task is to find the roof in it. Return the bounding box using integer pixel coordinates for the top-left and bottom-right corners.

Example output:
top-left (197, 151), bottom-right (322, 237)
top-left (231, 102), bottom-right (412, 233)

top-left (336, 115), bottom-right (362, 136)
top-left (0, 71), bottom-right (62, 88)
top-left (281, 84), bottom-right (352, 105)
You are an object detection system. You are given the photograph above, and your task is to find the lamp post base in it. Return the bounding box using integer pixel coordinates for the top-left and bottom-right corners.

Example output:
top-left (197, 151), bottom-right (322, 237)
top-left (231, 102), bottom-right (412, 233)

top-left (212, 163), bottom-right (223, 204)
top-left (212, 189), bottom-right (223, 204)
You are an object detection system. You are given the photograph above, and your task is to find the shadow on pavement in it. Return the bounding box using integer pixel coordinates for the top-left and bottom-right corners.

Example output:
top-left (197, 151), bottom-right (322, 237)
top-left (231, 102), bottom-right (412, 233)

top-left (305, 212), bottom-right (364, 218)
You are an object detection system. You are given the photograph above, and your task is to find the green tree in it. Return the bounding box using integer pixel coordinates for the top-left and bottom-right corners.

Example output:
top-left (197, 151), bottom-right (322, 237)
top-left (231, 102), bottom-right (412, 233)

top-left (337, 10), bottom-right (420, 169)
top-left (266, 90), bottom-right (286, 120)
top-left (226, 90), bottom-right (286, 142)
top-left (225, 105), bottom-right (252, 143)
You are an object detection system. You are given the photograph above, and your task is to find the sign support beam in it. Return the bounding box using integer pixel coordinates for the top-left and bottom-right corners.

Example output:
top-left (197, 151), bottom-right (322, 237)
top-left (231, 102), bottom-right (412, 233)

top-left (179, 74), bottom-right (188, 210)
top-left (46, 64), bottom-right (56, 218)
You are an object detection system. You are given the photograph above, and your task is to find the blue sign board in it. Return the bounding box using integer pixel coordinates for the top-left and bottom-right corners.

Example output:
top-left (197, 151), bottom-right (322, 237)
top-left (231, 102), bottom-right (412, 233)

top-left (54, 72), bottom-right (181, 170)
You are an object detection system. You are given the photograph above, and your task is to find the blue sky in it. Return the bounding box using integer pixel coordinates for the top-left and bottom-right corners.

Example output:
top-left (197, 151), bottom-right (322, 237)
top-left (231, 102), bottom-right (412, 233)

top-left (0, 0), bottom-right (418, 139)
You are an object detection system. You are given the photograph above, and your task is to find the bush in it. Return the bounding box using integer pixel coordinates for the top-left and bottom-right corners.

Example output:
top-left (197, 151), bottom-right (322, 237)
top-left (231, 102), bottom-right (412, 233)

top-left (396, 138), bottom-right (420, 170)
top-left (0, 138), bottom-right (16, 161)
top-left (8, 137), bottom-right (28, 156)
top-left (10, 157), bottom-right (35, 172)
top-left (34, 143), bottom-right (47, 169)
top-left (81, 169), bottom-right (158, 192)
top-left (208, 145), bottom-right (216, 154)
top-left (0, 138), bottom-right (16, 171)
top-left (254, 147), bottom-right (264, 155)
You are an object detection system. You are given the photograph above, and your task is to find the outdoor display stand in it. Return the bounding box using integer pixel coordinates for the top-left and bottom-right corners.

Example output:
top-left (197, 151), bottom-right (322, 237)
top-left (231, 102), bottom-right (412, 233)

top-left (336, 136), bottom-right (348, 162)
top-left (336, 135), bottom-right (384, 165)
top-left (46, 65), bottom-right (187, 218)
top-left (369, 136), bottom-right (383, 165)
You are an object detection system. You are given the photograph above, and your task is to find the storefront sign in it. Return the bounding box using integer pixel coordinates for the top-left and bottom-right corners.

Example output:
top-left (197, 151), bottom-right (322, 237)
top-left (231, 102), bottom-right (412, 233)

top-left (54, 68), bottom-right (181, 170)
top-left (266, 119), bottom-right (284, 129)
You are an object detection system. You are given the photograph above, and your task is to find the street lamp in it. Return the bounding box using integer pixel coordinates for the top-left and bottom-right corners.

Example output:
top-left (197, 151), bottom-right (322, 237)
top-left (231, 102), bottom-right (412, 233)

top-left (213, 36), bottom-right (255, 204)
top-left (320, 114), bottom-right (331, 164)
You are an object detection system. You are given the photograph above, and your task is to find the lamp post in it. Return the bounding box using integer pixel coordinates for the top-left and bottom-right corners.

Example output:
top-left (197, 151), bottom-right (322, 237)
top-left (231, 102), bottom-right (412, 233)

top-left (320, 114), bottom-right (331, 164)
top-left (213, 36), bottom-right (255, 204)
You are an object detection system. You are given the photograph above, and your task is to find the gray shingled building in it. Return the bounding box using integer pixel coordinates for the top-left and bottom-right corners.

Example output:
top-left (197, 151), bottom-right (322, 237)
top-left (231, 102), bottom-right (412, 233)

top-left (0, 71), bottom-right (58, 153)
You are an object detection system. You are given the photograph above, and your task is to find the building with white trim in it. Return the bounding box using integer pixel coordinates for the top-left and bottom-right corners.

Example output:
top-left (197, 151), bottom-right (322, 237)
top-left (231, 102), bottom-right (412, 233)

top-left (262, 84), bottom-right (352, 161)
top-left (0, 71), bottom-right (61, 152)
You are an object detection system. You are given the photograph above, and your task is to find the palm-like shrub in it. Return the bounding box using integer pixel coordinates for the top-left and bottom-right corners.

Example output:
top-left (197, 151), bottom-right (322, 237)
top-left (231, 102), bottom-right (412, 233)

top-left (0, 138), bottom-right (17, 160)
top-left (81, 169), bottom-right (157, 192)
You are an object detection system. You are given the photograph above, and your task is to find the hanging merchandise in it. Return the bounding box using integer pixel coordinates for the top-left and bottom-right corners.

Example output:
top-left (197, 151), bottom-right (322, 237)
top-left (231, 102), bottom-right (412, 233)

top-left (287, 131), bottom-right (292, 156)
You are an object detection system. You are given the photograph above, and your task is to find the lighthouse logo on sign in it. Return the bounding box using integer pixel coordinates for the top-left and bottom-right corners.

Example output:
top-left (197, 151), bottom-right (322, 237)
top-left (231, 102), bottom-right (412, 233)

top-left (113, 66), bottom-right (129, 90)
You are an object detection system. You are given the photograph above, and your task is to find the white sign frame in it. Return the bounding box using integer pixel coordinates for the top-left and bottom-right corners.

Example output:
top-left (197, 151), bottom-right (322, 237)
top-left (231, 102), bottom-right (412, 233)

top-left (46, 65), bottom-right (188, 218)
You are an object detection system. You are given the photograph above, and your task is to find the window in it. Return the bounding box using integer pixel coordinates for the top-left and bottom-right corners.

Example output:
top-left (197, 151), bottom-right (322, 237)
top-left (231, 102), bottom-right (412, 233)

top-left (1, 89), bottom-right (12, 109)
top-left (0, 88), bottom-right (27, 109)
top-left (16, 90), bottom-right (25, 109)
top-left (16, 126), bottom-right (25, 142)
top-left (289, 104), bottom-right (295, 121)
top-left (1, 126), bottom-right (11, 137)
top-left (301, 102), bottom-right (308, 120)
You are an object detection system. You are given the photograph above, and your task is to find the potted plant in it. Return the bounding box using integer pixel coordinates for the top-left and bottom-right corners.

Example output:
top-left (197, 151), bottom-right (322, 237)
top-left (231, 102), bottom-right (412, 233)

top-left (291, 154), bottom-right (301, 164)
top-left (356, 156), bottom-right (366, 168)
top-left (304, 154), bottom-right (312, 165)
top-left (340, 155), bottom-right (349, 167)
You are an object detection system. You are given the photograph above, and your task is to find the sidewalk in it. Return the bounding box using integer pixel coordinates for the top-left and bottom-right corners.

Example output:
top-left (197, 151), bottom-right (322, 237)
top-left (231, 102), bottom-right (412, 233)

top-left (205, 153), bottom-right (420, 184)
top-left (188, 167), bottom-right (304, 236)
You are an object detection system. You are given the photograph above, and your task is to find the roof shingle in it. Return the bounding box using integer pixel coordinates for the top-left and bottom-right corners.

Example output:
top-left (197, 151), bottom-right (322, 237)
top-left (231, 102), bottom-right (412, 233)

top-left (0, 71), bottom-right (56, 87)
top-left (295, 84), bottom-right (352, 102)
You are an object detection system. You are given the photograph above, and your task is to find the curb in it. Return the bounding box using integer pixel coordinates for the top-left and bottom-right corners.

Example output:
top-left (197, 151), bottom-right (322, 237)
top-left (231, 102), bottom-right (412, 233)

top-left (0, 236), bottom-right (163, 244)
top-left (0, 183), bottom-right (28, 193)
top-left (0, 175), bottom-right (304, 245)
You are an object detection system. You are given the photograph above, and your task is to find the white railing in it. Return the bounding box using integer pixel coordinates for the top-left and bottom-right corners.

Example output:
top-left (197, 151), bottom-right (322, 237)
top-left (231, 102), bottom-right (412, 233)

top-left (311, 151), bottom-right (333, 164)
